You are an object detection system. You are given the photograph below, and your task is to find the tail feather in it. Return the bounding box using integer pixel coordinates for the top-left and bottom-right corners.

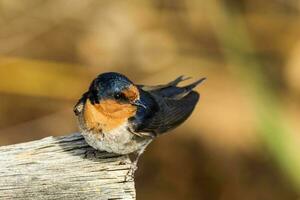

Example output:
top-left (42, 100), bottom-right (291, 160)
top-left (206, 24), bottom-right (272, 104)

top-left (167, 75), bottom-right (191, 86)
top-left (171, 77), bottom-right (206, 99)
top-left (138, 75), bottom-right (191, 91)
top-left (181, 77), bottom-right (206, 92)
top-left (150, 77), bottom-right (206, 99)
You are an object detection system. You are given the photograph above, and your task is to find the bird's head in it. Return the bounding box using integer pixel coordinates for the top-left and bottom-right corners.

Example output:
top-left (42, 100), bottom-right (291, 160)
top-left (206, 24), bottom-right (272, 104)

top-left (87, 72), bottom-right (145, 108)
top-left (80, 72), bottom-right (148, 132)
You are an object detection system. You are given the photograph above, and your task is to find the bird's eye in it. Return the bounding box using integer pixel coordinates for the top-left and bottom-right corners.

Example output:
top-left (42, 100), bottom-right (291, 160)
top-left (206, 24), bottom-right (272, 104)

top-left (114, 92), bottom-right (126, 100)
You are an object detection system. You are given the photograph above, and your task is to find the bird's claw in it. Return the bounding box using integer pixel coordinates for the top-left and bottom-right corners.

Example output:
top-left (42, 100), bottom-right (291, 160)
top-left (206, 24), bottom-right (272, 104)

top-left (124, 163), bottom-right (138, 182)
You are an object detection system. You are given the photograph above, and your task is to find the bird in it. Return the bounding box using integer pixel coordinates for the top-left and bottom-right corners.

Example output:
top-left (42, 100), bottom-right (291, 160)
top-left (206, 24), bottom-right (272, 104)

top-left (73, 72), bottom-right (206, 178)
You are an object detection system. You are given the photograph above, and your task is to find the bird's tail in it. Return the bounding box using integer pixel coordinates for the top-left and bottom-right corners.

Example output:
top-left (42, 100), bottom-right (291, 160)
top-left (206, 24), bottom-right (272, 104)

top-left (181, 77), bottom-right (206, 91)
top-left (166, 75), bottom-right (191, 86)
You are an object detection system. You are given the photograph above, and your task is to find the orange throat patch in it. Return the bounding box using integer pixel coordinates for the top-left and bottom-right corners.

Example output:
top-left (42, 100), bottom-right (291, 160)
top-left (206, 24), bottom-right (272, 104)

top-left (83, 99), bottom-right (137, 133)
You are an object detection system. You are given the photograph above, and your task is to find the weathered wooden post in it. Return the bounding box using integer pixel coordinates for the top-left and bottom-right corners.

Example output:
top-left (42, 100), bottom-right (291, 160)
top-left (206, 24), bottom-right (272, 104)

top-left (0, 133), bottom-right (136, 200)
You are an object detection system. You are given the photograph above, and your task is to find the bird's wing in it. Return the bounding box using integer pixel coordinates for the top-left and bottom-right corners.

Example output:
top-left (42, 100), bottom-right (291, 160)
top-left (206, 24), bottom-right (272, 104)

top-left (132, 91), bottom-right (199, 135)
top-left (73, 92), bottom-right (88, 115)
top-left (131, 77), bottom-right (205, 136)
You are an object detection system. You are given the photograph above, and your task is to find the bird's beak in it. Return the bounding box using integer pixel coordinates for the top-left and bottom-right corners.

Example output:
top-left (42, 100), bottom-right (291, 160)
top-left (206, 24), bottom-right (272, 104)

top-left (132, 99), bottom-right (147, 109)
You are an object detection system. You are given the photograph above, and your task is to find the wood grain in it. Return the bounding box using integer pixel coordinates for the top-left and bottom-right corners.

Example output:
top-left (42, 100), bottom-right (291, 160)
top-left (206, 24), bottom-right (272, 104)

top-left (0, 133), bottom-right (136, 200)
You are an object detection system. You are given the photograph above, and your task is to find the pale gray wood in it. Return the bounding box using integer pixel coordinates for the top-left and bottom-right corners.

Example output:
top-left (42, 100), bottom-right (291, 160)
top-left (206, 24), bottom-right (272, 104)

top-left (0, 133), bottom-right (136, 200)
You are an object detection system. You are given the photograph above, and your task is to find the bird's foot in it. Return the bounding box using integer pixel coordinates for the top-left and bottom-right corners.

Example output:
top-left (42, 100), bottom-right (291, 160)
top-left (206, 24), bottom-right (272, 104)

top-left (84, 149), bottom-right (97, 159)
top-left (119, 160), bottom-right (127, 165)
top-left (124, 163), bottom-right (138, 182)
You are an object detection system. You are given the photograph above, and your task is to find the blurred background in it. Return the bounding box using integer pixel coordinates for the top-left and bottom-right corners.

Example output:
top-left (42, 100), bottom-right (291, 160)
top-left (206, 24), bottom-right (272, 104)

top-left (0, 0), bottom-right (300, 199)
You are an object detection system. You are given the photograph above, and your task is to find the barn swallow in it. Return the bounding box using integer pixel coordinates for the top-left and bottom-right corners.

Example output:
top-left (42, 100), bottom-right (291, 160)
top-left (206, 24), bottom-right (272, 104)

top-left (73, 72), bottom-right (205, 177)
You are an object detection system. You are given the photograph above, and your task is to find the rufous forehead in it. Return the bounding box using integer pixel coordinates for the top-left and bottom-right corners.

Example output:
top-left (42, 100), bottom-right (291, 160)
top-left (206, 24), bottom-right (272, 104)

top-left (122, 85), bottom-right (139, 101)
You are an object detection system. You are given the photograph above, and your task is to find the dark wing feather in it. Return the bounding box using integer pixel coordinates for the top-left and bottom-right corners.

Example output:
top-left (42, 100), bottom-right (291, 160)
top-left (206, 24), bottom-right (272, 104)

top-left (73, 92), bottom-right (88, 115)
top-left (135, 91), bottom-right (199, 135)
top-left (131, 75), bottom-right (204, 137)
top-left (131, 77), bottom-right (205, 136)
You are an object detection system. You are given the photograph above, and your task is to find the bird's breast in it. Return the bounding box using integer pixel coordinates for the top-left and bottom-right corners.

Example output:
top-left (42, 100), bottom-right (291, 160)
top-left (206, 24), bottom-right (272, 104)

top-left (81, 121), bottom-right (150, 154)
top-left (83, 99), bottom-right (137, 133)
top-left (77, 99), bottom-right (150, 154)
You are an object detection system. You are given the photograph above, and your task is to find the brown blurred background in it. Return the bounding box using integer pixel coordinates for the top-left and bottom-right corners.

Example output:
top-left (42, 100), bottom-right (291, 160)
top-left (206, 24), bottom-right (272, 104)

top-left (1, 0), bottom-right (300, 199)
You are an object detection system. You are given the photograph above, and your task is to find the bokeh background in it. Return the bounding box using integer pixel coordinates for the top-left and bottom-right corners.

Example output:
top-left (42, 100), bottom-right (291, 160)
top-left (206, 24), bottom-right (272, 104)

top-left (1, 0), bottom-right (300, 199)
